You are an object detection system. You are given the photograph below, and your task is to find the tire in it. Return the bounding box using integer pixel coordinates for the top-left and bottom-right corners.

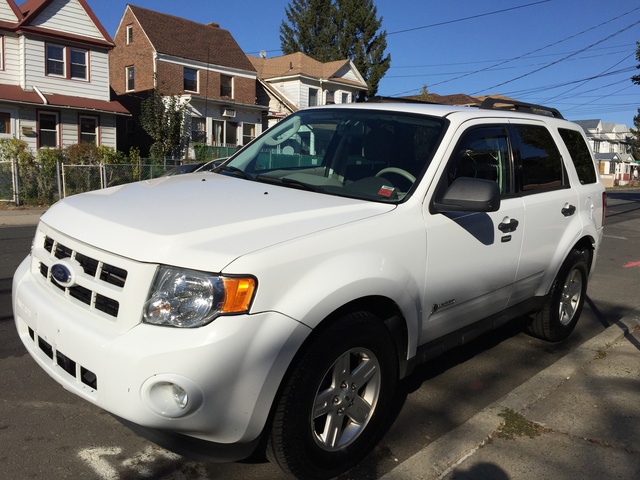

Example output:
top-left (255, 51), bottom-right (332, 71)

top-left (266, 312), bottom-right (398, 479)
top-left (528, 249), bottom-right (588, 342)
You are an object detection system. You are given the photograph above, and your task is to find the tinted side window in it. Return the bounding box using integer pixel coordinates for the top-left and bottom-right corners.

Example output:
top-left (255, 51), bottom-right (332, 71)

top-left (444, 126), bottom-right (512, 195)
top-left (513, 124), bottom-right (567, 193)
top-left (558, 128), bottom-right (598, 184)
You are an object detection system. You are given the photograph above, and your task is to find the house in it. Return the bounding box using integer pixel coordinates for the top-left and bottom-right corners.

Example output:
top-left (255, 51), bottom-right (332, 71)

top-left (247, 52), bottom-right (368, 129)
top-left (574, 119), bottom-right (638, 186)
top-left (0, 0), bottom-right (128, 151)
top-left (109, 5), bottom-right (265, 156)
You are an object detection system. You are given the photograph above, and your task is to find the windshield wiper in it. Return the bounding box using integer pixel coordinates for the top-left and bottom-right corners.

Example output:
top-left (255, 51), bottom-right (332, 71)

top-left (216, 165), bottom-right (255, 180)
top-left (255, 175), bottom-right (324, 192)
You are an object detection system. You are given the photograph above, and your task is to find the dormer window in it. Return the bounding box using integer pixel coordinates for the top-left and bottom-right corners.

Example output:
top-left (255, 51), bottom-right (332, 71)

top-left (70, 49), bottom-right (88, 79)
top-left (46, 45), bottom-right (65, 76)
top-left (46, 44), bottom-right (88, 80)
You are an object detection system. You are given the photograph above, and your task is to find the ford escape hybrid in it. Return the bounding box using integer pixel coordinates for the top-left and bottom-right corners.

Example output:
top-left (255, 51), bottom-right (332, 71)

top-left (13, 100), bottom-right (605, 479)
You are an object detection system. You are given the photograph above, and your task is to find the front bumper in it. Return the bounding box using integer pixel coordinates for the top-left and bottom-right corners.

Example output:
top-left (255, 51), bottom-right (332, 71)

top-left (12, 254), bottom-right (311, 449)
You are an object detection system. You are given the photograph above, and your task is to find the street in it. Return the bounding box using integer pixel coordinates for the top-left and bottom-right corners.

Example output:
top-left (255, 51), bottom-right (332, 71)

top-left (1, 189), bottom-right (639, 480)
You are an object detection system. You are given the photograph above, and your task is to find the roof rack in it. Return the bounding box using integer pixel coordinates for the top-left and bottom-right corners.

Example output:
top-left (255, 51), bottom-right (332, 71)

top-left (479, 98), bottom-right (564, 119)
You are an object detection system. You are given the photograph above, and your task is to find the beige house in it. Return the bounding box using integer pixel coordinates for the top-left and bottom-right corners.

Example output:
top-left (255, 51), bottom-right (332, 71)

top-left (0, 0), bottom-right (128, 151)
top-left (248, 52), bottom-right (368, 129)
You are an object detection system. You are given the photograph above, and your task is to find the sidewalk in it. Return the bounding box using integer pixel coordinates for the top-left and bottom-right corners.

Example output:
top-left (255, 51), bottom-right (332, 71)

top-left (382, 312), bottom-right (640, 480)
top-left (0, 206), bottom-right (47, 226)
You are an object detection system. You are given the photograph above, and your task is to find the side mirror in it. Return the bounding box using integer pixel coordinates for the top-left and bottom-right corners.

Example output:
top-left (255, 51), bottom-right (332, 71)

top-left (433, 177), bottom-right (501, 213)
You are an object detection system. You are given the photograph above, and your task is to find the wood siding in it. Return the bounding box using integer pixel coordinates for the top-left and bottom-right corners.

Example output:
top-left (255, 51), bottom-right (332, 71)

top-left (22, 37), bottom-right (111, 101)
top-left (0, 33), bottom-right (20, 85)
top-left (29, 0), bottom-right (104, 41)
top-left (0, 0), bottom-right (19, 22)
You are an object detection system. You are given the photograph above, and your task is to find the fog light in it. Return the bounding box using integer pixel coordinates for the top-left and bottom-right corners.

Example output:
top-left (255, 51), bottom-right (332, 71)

top-left (141, 374), bottom-right (203, 418)
top-left (173, 384), bottom-right (188, 409)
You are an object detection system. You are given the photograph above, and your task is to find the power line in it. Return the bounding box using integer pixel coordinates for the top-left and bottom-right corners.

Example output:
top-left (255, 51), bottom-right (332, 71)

top-left (385, 49), bottom-right (634, 79)
top-left (542, 52), bottom-right (636, 103)
top-left (387, 44), bottom-right (635, 70)
top-left (387, 0), bottom-right (552, 36)
top-left (470, 18), bottom-right (640, 94)
top-left (499, 67), bottom-right (635, 97)
top-left (388, 7), bottom-right (640, 96)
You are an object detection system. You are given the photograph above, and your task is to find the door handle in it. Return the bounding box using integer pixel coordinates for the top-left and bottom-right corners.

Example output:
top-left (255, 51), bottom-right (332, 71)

top-left (498, 217), bottom-right (519, 233)
top-left (562, 203), bottom-right (576, 217)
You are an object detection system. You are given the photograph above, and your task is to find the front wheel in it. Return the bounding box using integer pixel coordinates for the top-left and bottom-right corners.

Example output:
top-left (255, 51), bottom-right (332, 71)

top-left (266, 312), bottom-right (398, 479)
top-left (528, 249), bottom-right (588, 342)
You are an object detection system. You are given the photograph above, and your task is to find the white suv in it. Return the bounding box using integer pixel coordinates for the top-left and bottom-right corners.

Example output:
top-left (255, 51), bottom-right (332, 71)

top-left (13, 100), bottom-right (605, 479)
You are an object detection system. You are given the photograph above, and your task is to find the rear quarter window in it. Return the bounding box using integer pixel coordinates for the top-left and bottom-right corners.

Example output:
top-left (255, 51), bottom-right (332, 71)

top-left (558, 128), bottom-right (598, 185)
top-left (513, 124), bottom-right (567, 193)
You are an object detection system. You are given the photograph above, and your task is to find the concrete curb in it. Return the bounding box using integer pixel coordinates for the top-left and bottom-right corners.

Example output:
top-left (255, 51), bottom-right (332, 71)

top-left (0, 208), bottom-right (47, 226)
top-left (380, 310), bottom-right (640, 480)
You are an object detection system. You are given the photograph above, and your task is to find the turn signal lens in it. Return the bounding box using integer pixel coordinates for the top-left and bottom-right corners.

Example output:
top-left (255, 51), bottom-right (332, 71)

top-left (221, 277), bottom-right (256, 313)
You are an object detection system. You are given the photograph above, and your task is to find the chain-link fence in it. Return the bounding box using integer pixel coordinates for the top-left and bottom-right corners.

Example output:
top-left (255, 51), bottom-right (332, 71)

top-left (0, 159), bottom-right (18, 203)
top-left (61, 162), bottom-right (173, 197)
top-left (0, 157), bottom-right (185, 205)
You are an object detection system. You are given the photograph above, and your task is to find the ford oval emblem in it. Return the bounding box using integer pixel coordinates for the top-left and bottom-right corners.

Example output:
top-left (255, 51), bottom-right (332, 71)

top-left (51, 262), bottom-right (75, 287)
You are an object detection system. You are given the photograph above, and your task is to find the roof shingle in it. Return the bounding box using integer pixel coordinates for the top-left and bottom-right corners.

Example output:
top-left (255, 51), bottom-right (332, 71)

top-left (129, 5), bottom-right (255, 73)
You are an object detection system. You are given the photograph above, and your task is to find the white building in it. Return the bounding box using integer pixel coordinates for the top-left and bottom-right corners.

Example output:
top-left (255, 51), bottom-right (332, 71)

top-left (574, 119), bottom-right (638, 186)
top-left (248, 52), bottom-right (368, 129)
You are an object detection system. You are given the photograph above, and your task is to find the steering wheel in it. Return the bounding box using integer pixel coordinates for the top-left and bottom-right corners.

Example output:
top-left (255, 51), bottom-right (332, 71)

top-left (375, 167), bottom-right (416, 184)
top-left (264, 116), bottom-right (301, 146)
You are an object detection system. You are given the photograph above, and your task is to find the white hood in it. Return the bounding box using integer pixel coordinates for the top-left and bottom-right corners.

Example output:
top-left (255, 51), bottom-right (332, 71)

top-left (41, 173), bottom-right (394, 271)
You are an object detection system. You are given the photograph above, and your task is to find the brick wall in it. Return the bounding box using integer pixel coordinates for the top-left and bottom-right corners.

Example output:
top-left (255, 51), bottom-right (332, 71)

top-left (109, 8), bottom-right (258, 101)
top-left (109, 9), bottom-right (155, 95)
top-left (156, 64), bottom-right (256, 104)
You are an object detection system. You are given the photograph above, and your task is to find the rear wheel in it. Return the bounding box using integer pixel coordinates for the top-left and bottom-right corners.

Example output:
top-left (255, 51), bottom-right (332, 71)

top-left (528, 249), bottom-right (588, 342)
top-left (267, 312), bottom-right (397, 479)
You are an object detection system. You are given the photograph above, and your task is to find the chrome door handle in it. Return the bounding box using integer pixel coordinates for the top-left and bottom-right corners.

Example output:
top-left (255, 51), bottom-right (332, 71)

top-left (562, 204), bottom-right (576, 217)
top-left (498, 218), bottom-right (519, 233)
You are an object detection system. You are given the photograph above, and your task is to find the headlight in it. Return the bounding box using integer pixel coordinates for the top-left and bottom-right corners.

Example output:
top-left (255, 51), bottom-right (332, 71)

top-left (143, 266), bottom-right (256, 328)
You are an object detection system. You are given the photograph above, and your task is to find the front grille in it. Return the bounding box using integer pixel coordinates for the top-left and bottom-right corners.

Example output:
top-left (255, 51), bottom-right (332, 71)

top-left (29, 327), bottom-right (97, 390)
top-left (38, 235), bottom-right (128, 318)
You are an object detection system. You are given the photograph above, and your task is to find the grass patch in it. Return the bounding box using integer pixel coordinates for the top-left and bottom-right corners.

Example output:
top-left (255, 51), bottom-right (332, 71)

top-left (496, 409), bottom-right (546, 439)
top-left (594, 348), bottom-right (607, 360)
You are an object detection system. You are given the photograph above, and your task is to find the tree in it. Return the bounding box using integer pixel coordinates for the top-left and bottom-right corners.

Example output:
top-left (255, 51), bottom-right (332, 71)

top-left (631, 42), bottom-right (640, 160)
top-left (632, 41), bottom-right (640, 86)
top-left (280, 0), bottom-right (338, 62)
top-left (280, 0), bottom-right (391, 100)
top-left (139, 89), bottom-right (187, 160)
top-left (631, 110), bottom-right (640, 161)
top-left (418, 84), bottom-right (432, 102)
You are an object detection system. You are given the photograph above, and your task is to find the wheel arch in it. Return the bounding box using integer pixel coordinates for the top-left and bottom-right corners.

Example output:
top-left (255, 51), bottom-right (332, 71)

top-left (320, 296), bottom-right (410, 378)
top-left (572, 235), bottom-right (596, 272)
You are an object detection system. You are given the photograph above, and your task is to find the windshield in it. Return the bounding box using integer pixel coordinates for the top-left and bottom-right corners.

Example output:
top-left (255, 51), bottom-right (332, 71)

top-left (222, 108), bottom-right (447, 202)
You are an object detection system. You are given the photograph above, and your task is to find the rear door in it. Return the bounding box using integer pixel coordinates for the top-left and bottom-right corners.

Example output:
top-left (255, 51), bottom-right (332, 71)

top-left (422, 121), bottom-right (524, 343)
top-left (506, 121), bottom-right (581, 306)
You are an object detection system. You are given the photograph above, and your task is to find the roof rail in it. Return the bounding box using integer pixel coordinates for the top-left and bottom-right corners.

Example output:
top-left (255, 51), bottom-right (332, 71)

top-left (479, 98), bottom-right (564, 119)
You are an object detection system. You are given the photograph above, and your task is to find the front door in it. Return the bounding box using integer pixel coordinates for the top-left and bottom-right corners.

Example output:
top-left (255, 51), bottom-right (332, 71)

top-left (422, 122), bottom-right (524, 343)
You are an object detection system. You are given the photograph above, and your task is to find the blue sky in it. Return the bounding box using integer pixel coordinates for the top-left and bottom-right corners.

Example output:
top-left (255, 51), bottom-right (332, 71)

top-left (85, 0), bottom-right (640, 127)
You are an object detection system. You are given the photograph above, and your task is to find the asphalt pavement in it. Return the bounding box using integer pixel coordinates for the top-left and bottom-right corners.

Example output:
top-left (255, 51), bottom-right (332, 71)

top-left (2, 206), bottom-right (639, 480)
